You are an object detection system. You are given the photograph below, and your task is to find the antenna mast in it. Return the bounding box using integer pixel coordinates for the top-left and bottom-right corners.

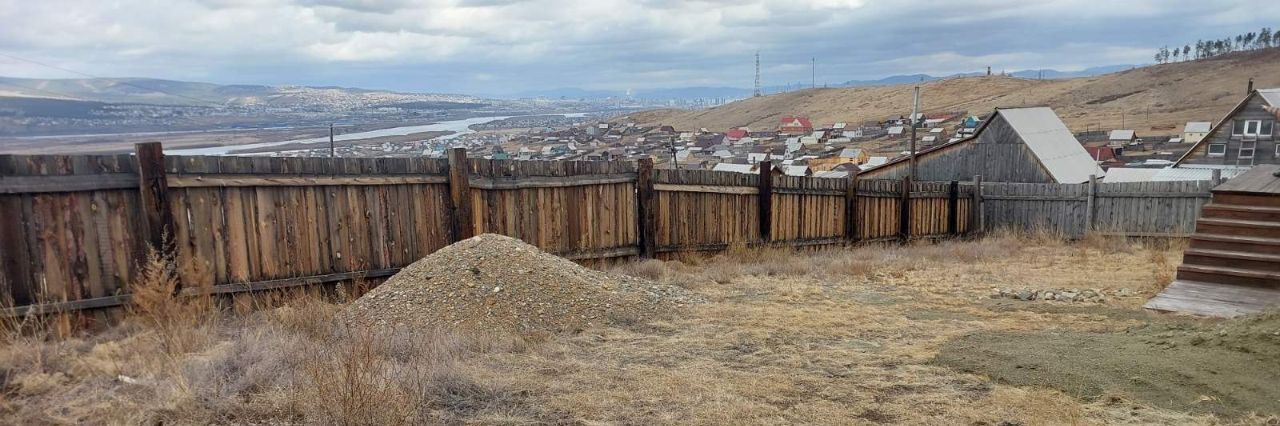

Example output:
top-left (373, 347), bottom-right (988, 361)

top-left (754, 51), bottom-right (762, 97)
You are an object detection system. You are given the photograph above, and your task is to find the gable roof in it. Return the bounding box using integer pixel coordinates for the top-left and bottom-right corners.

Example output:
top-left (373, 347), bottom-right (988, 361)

top-left (1259, 88), bottom-right (1280, 107)
top-left (780, 116), bottom-right (813, 129)
top-left (1000, 107), bottom-right (1103, 183)
top-left (1109, 129), bottom-right (1135, 140)
top-left (859, 107), bottom-right (1100, 183)
top-left (1184, 122), bottom-right (1212, 133)
top-left (1175, 89), bottom-right (1276, 166)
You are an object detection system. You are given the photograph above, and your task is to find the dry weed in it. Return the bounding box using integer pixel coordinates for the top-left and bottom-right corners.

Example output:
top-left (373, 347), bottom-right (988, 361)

top-left (1, 231), bottom-right (1252, 425)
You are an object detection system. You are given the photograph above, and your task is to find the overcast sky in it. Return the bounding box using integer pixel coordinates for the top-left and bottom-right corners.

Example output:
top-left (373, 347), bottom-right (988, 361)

top-left (1, 0), bottom-right (1276, 96)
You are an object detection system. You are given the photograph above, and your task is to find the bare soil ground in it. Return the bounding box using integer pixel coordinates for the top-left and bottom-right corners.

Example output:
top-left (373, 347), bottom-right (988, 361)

top-left (2, 233), bottom-right (1278, 424)
top-left (629, 48), bottom-right (1280, 136)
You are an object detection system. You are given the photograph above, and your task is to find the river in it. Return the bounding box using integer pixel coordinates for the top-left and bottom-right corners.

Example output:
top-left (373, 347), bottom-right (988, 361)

top-left (167, 112), bottom-right (590, 156)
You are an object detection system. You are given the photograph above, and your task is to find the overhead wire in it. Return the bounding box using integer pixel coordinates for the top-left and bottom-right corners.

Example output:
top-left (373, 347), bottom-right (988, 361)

top-left (0, 52), bottom-right (229, 107)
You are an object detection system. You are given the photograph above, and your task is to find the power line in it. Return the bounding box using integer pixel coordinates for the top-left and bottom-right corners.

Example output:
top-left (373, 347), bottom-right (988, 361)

top-left (0, 80), bottom-right (84, 100)
top-left (0, 52), bottom-right (228, 107)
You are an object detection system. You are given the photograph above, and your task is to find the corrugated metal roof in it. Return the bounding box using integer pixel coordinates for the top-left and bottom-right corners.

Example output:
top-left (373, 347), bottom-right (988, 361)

top-left (783, 165), bottom-right (810, 176)
top-left (865, 156), bottom-right (889, 167)
top-left (712, 163), bottom-right (754, 174)
top-left (1101, 168), bottom-right (1159, 183)
top-left (1259, 88), bottom-right (1280, 106)
top-left (814, 170), bottom-right (848, 178)
top-left (1105, 166), bottom-right (1249, 182)
top-left (999, 107), bottom-right (1104, 184)
top-left (1109, 129), bottom-right (1135, 140)
top-left (1183, 122), bottom-right (1212, 133)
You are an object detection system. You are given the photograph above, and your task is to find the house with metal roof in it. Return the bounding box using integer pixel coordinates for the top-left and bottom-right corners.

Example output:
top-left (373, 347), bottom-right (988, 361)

top-left (1183, 121), bottom-right (1212, 144)
top-left (1175, 87), bottom-right (1279, 170)
top-left (858, 107), bottom-right (1103, 183)
top-left (1108, 129), bottom-right (1137, 147)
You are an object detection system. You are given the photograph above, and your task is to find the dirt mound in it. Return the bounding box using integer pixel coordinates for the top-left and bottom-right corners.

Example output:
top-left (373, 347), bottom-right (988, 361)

top-left (340, 234), bottom-right (700, 334)
top-left (933, 310), bottom-right (1280, 418)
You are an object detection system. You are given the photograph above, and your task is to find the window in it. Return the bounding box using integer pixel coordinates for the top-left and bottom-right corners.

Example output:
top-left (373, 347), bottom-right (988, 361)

top-left (1245, 120), bottom-right (1261, 135)
top-left (1208, 144), bottom-right (1227, 156)
top-left (1276, 144), bottom-right (1280, 157)
top-left (1233, 120), bottom-right (1245, 136)
top-left (1263, 120), bottom-right (1274, 138)
top-left (1240, 141), bottom-right (1256, 159)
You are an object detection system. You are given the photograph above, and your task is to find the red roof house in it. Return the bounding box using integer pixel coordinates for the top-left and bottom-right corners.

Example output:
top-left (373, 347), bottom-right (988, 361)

top-left (725, 128), bottom-right (749, 140)
top-left (779, 116), bottom-right (814, 134)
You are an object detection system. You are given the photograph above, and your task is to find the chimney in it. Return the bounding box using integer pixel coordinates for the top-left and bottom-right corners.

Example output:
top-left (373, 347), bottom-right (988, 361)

top-left (1248, 78), bottom-right (1254, 94)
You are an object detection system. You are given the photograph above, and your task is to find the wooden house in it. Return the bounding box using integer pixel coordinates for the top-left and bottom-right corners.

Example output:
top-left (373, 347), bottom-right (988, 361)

top-left (1174, 88), bottom-right (1278, 170)
top-left (858, 107), bottom-right (1102, 183)
top-left (1145, 165), bottom-right (1280, 317)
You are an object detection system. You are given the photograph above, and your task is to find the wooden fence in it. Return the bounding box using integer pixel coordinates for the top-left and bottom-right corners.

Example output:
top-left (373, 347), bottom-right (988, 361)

top-left (0, 144), bottom-right (976, 317)
top-left (980, 178), bottom-right (1217, 237)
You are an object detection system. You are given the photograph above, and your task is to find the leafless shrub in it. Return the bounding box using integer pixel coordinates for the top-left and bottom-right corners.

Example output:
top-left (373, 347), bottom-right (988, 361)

top-left (127, 247), bottom-right (216, 357)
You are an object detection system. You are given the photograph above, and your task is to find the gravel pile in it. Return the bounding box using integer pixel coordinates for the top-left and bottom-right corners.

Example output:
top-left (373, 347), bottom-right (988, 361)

top-left (340, 234), bottom-right (701, 334)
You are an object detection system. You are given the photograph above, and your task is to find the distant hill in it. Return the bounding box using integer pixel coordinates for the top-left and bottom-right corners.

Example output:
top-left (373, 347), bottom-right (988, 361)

top-left (512, 65), bottom-right (1136, 100)
top-left (623, 48), bottom-right (1280, 136)
top-left (837, 65), bottom-right (1136, 87)
top-left (0, 76), bottom-right (486, 108)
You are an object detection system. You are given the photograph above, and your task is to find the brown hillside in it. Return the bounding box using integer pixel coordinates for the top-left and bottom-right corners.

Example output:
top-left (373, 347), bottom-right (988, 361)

top-left (628, 48), bottom-right (1280, 136)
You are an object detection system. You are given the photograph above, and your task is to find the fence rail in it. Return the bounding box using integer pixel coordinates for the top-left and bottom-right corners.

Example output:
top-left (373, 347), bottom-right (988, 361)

top-left (0, 145), bottom-right (976, 317)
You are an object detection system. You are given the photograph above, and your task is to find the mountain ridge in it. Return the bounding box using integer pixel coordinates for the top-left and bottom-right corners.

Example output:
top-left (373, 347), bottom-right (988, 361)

top-left (621, 48), bottom-right (1280, 136)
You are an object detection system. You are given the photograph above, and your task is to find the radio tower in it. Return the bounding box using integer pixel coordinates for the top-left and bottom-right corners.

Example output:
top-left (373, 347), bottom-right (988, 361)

top-left (753, 51), bottom-right (762, 97)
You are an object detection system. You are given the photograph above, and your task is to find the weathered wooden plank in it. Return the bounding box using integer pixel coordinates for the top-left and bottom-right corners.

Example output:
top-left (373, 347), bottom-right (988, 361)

top-left (167, 174), bottom-right (447, 188)
top-left (470, 173), bottom-right (635, 190)
top-left (0, 173), bottom-right (138, 194)
top-left (447, 148), bottom-right (474, 242)
top-left (636, 158), bottom-right (657, 258)
top-left (654, 183), bottom-right (758, 195)
top-left (758, 161), bottom-right (773, 242)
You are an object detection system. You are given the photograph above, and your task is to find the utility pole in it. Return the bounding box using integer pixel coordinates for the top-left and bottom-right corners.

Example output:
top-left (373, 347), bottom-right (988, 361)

top-left (909, 86), bottom-right (920, 180)
top-left (811, 57), bottom-right (816, 89)
top-left (747, 51), bottom-right (757, 97)
top-left (669, 139), bottom-right (679, 169)
top-left (329, 123), bottom-right (336, 157)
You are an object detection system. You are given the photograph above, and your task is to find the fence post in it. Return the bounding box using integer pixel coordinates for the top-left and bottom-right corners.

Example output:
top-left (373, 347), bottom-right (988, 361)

top-left (844, 169), bottom-right (860, 243)
top-left (1085, 174), bottom-right (1097, 235)
top-left (898, 176), bottom-right (912, 243)
top-left (947, 180), bottom-right (959, 236)
top-left (135, 142), bottom-right (176, 256)
top-left (971, 175), bottom-right (983, 236)
top-left (636, 158), bottom-right (657, 258)
top-left (758, 160), bottom-right (773, 242)
top-left (1210, 169), bottom-right (1222, 187)
top-left (447, 148), bottom-right (474, 242)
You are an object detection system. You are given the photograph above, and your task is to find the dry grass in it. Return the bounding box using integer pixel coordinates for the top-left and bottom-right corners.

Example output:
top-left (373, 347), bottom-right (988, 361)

top-left (629, 47), bottom-right (1280, 136)
top-left (2, 233), bottom-right (1273, 424)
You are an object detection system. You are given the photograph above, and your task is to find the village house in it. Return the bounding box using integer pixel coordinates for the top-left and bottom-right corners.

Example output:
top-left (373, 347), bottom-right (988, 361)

top-left (1183, 121), bottom-right (1212, 144)
top-left (779, 116), bottom-right (814, 134)
top-left (1175, 87), bottom-right (1279, 170)
top-left (859, 106), bottom-right (1102, 183)
top-left (1108, 129), bottom-right (1138, 148)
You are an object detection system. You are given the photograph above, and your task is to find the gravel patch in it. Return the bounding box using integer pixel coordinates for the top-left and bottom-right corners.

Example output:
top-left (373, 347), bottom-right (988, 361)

top-left (340, 234), bottom-right (701, 334)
